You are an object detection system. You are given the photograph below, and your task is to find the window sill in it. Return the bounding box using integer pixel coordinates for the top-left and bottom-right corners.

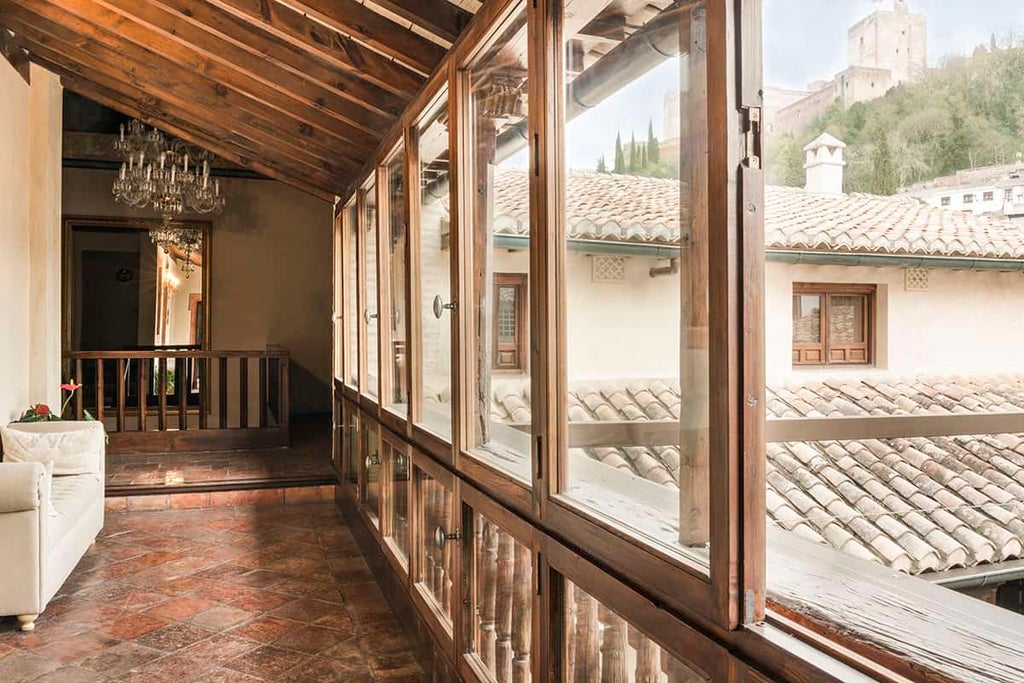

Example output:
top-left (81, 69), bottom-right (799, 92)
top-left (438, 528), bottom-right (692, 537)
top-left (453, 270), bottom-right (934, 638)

top-left (767, 528), bottom-right (1024, 683)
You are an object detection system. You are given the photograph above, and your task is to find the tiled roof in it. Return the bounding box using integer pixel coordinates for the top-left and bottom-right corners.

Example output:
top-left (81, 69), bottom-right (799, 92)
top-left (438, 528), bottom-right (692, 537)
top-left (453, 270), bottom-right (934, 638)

top-left (491, 168), bottom-right (1024, 259)
top-left (487, 375), bottom-right (1024, 575)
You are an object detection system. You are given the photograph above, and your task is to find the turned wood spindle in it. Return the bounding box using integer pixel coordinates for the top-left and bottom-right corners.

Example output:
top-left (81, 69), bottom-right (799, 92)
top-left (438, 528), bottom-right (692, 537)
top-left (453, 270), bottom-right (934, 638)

top-left (573, 591), bottom-right (600, 683)
top-left (511, 540), bottom-right (532, 683)
top-left (633, 627), bottom-right (660, 683)
top-left (599, 611), bottom-right (628, 683)
top-left (494, 530), bottom-right (515, 682)
top-left (479, 522), bottom-right (499, 669)
top-left (441, 487), bottom-right (454, 615)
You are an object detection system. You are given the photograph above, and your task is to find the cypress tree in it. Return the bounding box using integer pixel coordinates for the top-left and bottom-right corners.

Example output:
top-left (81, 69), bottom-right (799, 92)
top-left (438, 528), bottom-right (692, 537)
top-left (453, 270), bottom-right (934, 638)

top-left (613, 133), bottom-right (625, 173)
top-left (629, 131), bottom-right (638, 172)
top-left (596, 155), bottom-right (607, 173)
top-left (647, 118), bottom-right (660, 165)
top-left (870, 127), bottom-right (897, 195)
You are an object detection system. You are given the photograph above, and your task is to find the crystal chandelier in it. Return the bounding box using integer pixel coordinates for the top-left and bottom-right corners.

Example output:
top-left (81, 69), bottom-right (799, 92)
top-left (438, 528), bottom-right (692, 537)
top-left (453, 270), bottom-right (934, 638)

top-left (112, 119), bottom-right (225, 277)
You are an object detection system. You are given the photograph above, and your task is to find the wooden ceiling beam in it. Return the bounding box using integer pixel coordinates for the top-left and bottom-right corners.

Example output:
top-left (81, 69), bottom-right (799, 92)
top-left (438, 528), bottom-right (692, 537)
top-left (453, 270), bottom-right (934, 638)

top-left (111, 0), bottom-right (406, 119)
top-left (54, 71), bottom-right (335, 200)
top-left (4, 15), bottom-right (352, 192)
top-left (370, 0), bottom-right (473, 44)
top-left (3, 3), bottom-right (363, 174)
top-left (201, 0), bottom-right (423, 99)
top-left (22, 0), bottom-right (385, 151)
top-left (0, 25), bottom-right (31, 84)
top-left (278, 0), bottom-right (447, 75)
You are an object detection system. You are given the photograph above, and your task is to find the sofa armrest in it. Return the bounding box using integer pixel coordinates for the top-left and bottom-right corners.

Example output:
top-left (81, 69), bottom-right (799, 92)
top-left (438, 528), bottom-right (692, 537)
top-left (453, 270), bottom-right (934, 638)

top-left (0, 462), bottom-right (46, 513)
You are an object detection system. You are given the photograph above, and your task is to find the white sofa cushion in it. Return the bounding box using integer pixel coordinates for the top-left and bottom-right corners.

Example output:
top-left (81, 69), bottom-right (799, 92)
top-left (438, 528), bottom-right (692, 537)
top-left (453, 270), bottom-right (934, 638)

top-left (1, 422), bottom-right (104, 476)
top-left (49, 474), bottom-right (103, 549)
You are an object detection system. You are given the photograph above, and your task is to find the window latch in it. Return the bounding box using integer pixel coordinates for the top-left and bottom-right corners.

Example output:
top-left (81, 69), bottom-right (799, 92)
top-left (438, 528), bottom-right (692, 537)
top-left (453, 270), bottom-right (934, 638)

top-left (742, 107), bottom-right (762, 170)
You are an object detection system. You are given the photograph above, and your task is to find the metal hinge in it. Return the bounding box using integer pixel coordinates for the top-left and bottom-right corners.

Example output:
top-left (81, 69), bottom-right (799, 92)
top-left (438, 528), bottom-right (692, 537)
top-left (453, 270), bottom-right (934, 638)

top-left (742, 107), bottom-right (762, 170)
top-left (535, 434), bottom-right (543, 480)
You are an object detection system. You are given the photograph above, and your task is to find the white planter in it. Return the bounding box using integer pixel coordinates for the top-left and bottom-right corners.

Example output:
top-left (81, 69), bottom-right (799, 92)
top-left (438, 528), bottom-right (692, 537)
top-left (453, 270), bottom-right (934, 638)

top-left (0, 421), bottom-right (105, 477)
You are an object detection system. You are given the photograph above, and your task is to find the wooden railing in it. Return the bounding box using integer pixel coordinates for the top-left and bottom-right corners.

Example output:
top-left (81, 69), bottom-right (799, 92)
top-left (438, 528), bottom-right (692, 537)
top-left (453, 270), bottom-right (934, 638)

top-left (64, 349), bottom-right (289, 453)
top-left (472, 517), bottom-right (533, 683)
top-left (564, 583), bottom-right (702, 682)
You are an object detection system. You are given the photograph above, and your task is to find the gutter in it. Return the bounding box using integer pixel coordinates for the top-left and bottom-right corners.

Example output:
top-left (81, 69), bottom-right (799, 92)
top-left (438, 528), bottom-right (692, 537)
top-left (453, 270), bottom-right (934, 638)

top-left (494, 234), bottom-right (681, 259)
top-left (927, 558), bottom-right (1024, 590)
top-left (767, 249), bottom-right (1024, 271)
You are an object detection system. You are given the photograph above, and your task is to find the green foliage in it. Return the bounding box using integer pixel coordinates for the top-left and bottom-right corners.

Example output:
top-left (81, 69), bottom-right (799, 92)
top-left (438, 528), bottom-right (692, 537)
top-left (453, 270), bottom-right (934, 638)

top-left (647, 118), bottom-right (660, 165)
top-left (869, 126), bottom-right (897, 195)
top-left (602, 126), bottom-right (677, 179)
top-left (766, 44), bottom-right (1024, 193)
top-left (614, 133), bottom-right (625, 173)
top-left (596, 154), bottom-right (608, 173)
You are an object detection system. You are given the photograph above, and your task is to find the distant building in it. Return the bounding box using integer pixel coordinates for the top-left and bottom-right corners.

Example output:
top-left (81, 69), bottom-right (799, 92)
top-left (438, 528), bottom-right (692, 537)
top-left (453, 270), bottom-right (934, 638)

top-left (766, 0), bottom-right (927, 136)
top-left (901, 162), bottom-right (1024, 221)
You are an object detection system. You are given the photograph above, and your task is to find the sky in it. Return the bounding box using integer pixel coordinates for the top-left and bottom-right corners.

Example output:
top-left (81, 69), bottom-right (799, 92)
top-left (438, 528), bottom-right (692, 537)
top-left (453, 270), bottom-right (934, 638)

top-left (546, 0), bottom-right (1024, 170)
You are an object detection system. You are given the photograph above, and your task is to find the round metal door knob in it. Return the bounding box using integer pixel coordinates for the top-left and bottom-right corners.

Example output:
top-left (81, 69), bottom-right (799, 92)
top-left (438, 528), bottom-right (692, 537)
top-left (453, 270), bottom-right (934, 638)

top-left (363, 309), bottom-right (378, 324)
top-left (364, 455), bottom-right (379, 469)
top-left (432, 295), bottom-right (456, 319)
top-left (434, 525), bottom-right (460, 551)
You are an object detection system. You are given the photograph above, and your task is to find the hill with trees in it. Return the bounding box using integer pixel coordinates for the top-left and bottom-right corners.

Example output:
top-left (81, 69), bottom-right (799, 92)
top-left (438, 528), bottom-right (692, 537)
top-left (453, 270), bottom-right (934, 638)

top-left (766, 42), bottom-right (1024, 194)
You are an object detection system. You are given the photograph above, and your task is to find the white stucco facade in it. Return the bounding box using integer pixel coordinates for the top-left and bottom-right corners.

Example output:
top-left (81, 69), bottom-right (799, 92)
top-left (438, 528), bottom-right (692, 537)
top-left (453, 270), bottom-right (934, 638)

top-left (766, 261), bottom-right (1024, 385)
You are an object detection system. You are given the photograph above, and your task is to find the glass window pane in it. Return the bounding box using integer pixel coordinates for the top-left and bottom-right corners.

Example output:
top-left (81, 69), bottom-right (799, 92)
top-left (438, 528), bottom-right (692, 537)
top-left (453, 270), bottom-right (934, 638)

top-left (466, 5), bottom-right (532, 483)
top-left (416, 94), bottom-right (454, 440)
top-left (563, 580), bottom-right (704, 682)
top-left (829, 295), bottom-right (863, 343)
top-left (497, 287), bottom-right (517, 344)
top-left (385, 444), bottom-right (411, 564)
top-left (467, 514), bottom-right (533, 683)
top-left (343, 403), bottom-right (358, 494)
top-left (346, 203), bottom-right (359, 387)
top-left (792, 294), bottom-right (821, 343)
top-left (365, 424), bottom-right (381, 524)
top-left (363, 182), bottom-right (379, 398)
top-left (415, 468), bottom-right (455, 631)
top-left (560, 1), bottom-right (709, 567)
top-left (388, 148), bottom-right (409, 414)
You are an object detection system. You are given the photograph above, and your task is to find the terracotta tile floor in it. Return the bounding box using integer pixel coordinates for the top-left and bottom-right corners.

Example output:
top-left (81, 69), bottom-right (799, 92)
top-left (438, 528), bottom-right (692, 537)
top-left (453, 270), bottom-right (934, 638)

top-left (106, 416), bottom-right (335, 490)
top-left (0, 503), bottom-right (425, 682)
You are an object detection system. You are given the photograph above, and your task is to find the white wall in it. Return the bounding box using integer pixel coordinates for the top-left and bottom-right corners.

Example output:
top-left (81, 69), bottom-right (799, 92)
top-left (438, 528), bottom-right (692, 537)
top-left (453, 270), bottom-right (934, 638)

top-left (0, 62), bottom-right (63, 422)
top-left (63, 168), bottom-right (334, 414)
top-left (766, 261), bottom-right (1024, 384)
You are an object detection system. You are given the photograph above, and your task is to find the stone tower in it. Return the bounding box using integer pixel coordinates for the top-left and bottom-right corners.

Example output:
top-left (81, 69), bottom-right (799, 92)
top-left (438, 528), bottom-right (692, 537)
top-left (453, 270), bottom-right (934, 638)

top-left (847, 0), bottom-right (927, 86)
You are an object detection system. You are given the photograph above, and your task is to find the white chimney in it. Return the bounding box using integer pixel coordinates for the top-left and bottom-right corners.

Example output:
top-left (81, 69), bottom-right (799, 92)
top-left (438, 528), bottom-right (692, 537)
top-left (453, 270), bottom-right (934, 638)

top-left (804, 133), bottom-right (847, 195)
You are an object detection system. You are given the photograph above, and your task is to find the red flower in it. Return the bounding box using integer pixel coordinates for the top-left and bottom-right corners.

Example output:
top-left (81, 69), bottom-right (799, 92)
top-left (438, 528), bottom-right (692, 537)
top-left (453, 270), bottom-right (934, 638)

top-left (61, 382), bottom-right (82, 392)
top-left (35, 404), bottom-right (52, 415)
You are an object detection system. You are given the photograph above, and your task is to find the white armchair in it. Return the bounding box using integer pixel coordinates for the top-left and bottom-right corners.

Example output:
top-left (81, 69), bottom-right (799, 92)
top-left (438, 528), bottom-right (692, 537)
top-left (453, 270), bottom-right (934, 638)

top-left (0, 421), bottom-right (105, 631)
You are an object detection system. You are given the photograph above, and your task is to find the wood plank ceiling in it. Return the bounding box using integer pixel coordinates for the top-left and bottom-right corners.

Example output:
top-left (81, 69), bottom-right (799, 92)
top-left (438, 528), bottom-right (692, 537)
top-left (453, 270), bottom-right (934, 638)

top-left (0, 0), bottom-right (481, 200)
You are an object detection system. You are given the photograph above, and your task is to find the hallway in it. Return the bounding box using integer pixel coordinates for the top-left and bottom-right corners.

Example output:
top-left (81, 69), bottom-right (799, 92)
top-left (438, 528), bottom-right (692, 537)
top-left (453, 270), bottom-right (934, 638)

top-left (0, 502), bottom-right (424, 682)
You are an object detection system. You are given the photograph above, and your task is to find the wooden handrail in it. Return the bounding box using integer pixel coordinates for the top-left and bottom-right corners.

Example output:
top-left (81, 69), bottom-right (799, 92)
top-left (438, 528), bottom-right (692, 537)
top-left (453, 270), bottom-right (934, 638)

top-left (61, 348), bottom-right (290, 453)
top-left (66, 349), bottom-right (290, 359)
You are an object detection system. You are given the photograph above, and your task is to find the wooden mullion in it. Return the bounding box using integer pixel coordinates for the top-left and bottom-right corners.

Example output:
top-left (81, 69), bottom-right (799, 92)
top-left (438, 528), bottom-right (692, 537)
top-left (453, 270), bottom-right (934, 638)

top-left (377, 160), bottom-right (394, 412)
top-left (402, 123), bottom-right (419, 440)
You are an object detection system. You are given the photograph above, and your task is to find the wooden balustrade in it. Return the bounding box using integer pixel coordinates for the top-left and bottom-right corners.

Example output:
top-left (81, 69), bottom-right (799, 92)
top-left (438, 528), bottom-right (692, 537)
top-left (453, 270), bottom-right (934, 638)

top-left (472, 518), bottom-right (533, 683)
top-left (63, 349), bottom-right (289, 453)
top-left (561, 583), bottom-right (703, 683)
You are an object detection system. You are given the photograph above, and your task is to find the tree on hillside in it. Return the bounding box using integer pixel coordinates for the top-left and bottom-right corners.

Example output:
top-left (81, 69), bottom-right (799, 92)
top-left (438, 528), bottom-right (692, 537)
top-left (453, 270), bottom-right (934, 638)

top-left (647, 119), bottom-right (660, 165)
top-left (869, 126), bottom-right (897, 195)
top-left (614, 133), bottom-right (625, 173)
top-left (596, 155), bottom-right (607, 173)
top-left (629, 131), bottom-right (638, 173)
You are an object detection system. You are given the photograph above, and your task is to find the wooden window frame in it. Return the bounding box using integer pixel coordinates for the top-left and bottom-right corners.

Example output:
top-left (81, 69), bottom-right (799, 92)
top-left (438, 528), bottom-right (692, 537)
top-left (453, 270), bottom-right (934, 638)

top-left (983, 190), bottom-right (995, 201)
top-left (492, 273), bottom-right (528, 373)
top-left (360, 415), bottom-right (383, 535)
top-left (792, 283), bottom-right (875, 367)
top-left (341, 200), bottom-right (361, 397)
top-left (380, 427), bottom-right (413, 578)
